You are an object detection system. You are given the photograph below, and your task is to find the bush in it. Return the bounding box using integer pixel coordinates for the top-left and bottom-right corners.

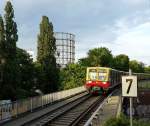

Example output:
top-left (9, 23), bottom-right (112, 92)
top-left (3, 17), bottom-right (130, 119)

top-left (104, 114), bottom-right (150, 126)
top-left (104, 114), bottom-right (129, 126)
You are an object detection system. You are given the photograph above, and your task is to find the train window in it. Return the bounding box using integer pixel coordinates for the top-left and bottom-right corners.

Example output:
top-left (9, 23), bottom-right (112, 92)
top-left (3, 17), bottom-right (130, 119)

top-left (88, 69), bottom-right (97, 80)
top-left (98, 69), bottom-right (107, 81)
top-left (98, 74), bottom-right (106, 81)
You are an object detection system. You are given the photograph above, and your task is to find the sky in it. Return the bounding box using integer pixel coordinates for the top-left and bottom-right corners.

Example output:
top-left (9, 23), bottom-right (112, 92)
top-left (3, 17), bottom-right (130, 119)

top-left (0, 0), bottom-right (150, 65)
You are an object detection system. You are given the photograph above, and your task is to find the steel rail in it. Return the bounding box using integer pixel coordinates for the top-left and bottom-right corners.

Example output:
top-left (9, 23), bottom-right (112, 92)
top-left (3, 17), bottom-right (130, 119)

top-left (84, 89), bottom-right (119, 126)
top-left (47, 96), bottom-right (105, 126)
top-left (70, 96), bottom-right (105, 126)
top-left (22, 92), bottom-right (90, 126)
top-left (1, 92), bottom-right (88, 126)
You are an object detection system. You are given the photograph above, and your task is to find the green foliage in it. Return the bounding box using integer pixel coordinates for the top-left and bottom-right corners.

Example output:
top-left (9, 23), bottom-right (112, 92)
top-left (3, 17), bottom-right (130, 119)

top-left (0, 1), bottom-right (19, 100)
top-left (16, 48), bottom-right (35, 98)
top-left (88, 47), bottom-right (113, 67)
top-left (59, 63), bottom-right (86, 90)
top-left (79, 47), bottom-right (113, 67)
top-left (4, 1), bottom-right (18, 59)
top-left (0, 15), bottom-right (5, 56)
top-left (0, 48), bottom-right (35, 100)
top-left (37, 16), bottom-right (58, 93)
top-left (33, 62), bottom-right (45, 92)
top-left (104, 114), bottom-right (150, 126)
top-left (129, 60), bottom-right (145, 73)
top-left (104, 114), bottom-right (129, 126)
top-left (0, 15), bottom-right (5, 99)
top-left (0, 1), bottom-right (37, 100)
top-left (133, 120), bottom-right (150, 126)
top-left (78, 57), bottom-right (90, 67)
top-left (37, 16), bottom-right (56, 63)
top-left (144, 66), bottom-right (150, 73)
top-left (113, 54), bottom-right (129, 71)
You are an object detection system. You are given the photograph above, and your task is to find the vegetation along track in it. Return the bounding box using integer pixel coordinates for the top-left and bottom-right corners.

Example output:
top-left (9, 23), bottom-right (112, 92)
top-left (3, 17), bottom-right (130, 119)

top-left (23, 94), bottom-right (105, 126)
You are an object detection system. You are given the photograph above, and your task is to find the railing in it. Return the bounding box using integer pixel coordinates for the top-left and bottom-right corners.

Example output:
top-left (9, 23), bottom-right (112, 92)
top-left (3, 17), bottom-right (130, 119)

top-left (138, 80), bottom-right (150, 89)
top-left (0, 86), bottom-right (86, 123)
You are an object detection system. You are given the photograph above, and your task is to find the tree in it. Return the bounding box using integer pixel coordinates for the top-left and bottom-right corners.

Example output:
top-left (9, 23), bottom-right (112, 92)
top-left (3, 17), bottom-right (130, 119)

top-left (79, 47), bottom-right (113, 67)
top-left (0, 15), bottom-right (5, 57)
top-left (0, 1), bottom-right (18, 100)
top-left (78, 57), bottom-right (90, 67)
top-left (37, 16), bottom-right (56, 63)
top-left (113, 54), bottom-right (129, 71)
top-left (37, 16), bottom-right (58, 93)
top-left (0, 15), bottom-right (5, 99)
top-left (87, 47), bottom-right (113, 67)
top-left (33, 61), bottom-right (45, 93)
top-left (129, 60), bottom-right (145, 73)
top-left (59, 63), bottom-right (86, 90)
top-left (4, 1), bottom-right (18, 59)
top-left (144, 66), bottom-right (150, 73)
top-left (16, 48), bottom-right (35, 98)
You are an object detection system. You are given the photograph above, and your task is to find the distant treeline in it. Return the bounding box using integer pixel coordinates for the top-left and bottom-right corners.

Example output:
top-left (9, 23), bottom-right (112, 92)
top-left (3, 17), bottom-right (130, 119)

top-left (60, 47), bottom-right (150, 91)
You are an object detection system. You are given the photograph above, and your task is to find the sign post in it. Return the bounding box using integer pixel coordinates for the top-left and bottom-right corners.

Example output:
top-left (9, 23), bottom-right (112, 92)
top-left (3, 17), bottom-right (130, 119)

top-left (129, 69), bottom-right (133, 126)
top-left (122, 69), bottom-right (137, 126)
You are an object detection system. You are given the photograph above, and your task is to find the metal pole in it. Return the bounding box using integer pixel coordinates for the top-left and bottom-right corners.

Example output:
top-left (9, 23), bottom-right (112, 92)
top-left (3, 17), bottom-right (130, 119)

top-left (130, 97), bottom-right (133, 126)
top-left (129, 69), bottom-right (133, 126)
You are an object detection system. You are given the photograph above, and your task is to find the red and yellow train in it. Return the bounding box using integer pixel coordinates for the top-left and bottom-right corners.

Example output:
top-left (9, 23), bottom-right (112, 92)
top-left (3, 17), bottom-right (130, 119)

top-left (85, 67), bottom-right (150, 95)
top-left (85, 67), bottom-right (126, 94)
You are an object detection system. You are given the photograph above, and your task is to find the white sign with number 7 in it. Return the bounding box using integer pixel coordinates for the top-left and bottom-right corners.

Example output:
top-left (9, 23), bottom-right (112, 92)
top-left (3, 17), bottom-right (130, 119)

top-left (122, 76), bottom-right (137, 97)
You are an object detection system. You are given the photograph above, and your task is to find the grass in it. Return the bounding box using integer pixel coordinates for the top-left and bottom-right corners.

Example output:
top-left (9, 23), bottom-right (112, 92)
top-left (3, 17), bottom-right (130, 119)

top-left (138, 81), bottom-right (150, 89)
top-left (104, 114), bottom-right (150, 126)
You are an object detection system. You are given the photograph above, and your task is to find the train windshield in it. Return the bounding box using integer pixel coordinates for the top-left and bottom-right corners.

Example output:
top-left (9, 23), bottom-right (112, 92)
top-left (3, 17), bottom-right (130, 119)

top-left (98, 69), bottom-right (107, 81)
top-left (88, 69), bottom-right (97, 80)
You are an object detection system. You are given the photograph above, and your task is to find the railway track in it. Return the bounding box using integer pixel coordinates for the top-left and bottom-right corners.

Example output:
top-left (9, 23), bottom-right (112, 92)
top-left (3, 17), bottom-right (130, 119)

top-left (20, 92), bottom-right (89, 126)
top-left (23, 94), bottom-right (105, 126)
top-left (48, 96), bottom-right (105, 126)
top-left (2, 92), bottom-right (87, 126)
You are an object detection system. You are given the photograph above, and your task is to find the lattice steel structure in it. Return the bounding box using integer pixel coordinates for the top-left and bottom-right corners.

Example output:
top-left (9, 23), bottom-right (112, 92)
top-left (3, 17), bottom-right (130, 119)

top-left (54, 32), bottom-right (75, 68)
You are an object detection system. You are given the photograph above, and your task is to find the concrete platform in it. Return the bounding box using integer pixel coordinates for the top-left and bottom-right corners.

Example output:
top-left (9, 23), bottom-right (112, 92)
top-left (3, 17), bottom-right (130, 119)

top-left (99, 96), bottom-right (120, 125)
top-left (91, 91), bottom-right (121, 126)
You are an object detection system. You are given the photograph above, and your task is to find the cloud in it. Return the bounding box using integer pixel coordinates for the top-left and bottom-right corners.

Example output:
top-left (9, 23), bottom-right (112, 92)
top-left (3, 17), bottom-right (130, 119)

top-left (122, 0), bottom-right (148, 6)
top-left (0, 0), bottom-right (150, 65)
top-left (113, 22), bottom-right (150, 65)
top-left (76, 21), bottom-right (150, 65)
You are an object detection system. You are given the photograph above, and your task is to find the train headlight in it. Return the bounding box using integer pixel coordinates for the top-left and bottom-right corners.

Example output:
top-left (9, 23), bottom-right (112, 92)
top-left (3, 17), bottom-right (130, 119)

top-left (103, 82), bottom-right (107, 84)
top-left (88, 81), bottom-right (92, 83)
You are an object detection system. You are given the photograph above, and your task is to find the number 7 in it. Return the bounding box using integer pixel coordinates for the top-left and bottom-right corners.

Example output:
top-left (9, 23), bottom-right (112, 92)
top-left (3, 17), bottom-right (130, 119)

top-left (126, 79), bottom-right (133, 94)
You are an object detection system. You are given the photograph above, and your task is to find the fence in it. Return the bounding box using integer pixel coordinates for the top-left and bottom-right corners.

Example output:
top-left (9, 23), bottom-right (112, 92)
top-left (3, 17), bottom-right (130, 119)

top-left (0, 86), bottom-right (85, 123)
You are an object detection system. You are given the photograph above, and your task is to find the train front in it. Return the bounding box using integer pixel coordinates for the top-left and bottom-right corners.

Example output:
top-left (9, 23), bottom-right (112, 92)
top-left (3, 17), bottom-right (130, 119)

top-left (85, 67), bottom-right (110, 95)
